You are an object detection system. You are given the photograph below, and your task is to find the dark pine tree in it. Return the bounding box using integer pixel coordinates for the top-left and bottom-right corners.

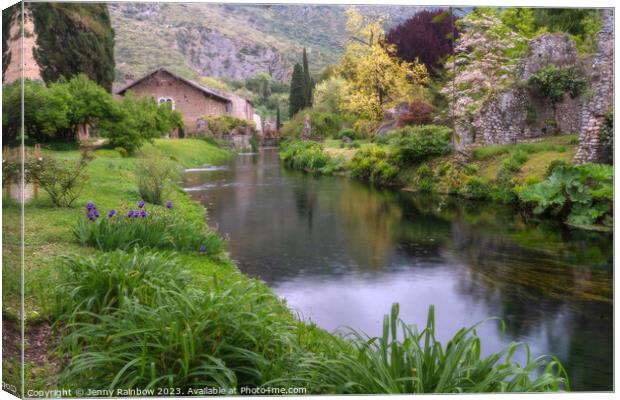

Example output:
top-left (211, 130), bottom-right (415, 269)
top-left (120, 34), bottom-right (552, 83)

top-left (302, 47), bottom-right (312, 107)
top-left (289, 63), bottom-right (306, 117)
top-left (386, 9), bottom-right (459, 77)
top-left (276, 106), bottom-right (281, 132)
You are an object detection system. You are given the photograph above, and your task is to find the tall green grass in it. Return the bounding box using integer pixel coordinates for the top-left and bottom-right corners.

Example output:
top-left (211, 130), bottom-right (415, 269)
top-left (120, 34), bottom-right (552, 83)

top-left (73, 205), bottom-right (224, 254)
top-left (273, 304), bottom-right (569, 393)
top-left (54, 251), bottom-right (569, 394)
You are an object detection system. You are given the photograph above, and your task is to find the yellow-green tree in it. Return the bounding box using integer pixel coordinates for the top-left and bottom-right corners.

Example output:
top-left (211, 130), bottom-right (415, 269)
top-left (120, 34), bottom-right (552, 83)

top-left (339, 7), bottom-right (429, 129)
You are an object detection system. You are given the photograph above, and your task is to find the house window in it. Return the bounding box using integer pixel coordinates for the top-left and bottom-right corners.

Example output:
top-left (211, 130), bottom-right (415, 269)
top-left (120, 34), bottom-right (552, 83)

top-left (158, 97), bottom-right (175, 110)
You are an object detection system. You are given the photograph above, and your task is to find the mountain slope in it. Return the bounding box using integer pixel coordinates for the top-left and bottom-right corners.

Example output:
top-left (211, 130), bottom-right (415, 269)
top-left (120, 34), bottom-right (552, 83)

top-left (110, 3), bottom-right (428, 87)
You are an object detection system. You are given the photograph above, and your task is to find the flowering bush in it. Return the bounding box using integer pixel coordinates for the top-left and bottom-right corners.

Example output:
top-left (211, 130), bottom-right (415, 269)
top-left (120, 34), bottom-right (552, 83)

top-left (74, 200), bottom-right (225, 254)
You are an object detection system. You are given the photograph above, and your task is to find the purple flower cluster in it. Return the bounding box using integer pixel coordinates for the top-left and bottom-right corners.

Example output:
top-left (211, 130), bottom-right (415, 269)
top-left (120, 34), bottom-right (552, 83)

top-left (85, 202), bottom-right (100, 221)
top-left (85, 200), bottom-right (171, 222)
top-left (127, 210), bottom-right (147, 218)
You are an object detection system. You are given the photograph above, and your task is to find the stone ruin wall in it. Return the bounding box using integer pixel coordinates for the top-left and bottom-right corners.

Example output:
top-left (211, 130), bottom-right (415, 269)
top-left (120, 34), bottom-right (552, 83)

top-left (574, 9), bottom-right (614, 163)
top-left (457, 32), bottom-right (587, 151)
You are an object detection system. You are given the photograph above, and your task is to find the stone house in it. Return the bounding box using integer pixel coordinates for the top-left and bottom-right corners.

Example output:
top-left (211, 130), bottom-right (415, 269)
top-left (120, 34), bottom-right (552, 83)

top-left (116, 67), bottom-right (254, 135)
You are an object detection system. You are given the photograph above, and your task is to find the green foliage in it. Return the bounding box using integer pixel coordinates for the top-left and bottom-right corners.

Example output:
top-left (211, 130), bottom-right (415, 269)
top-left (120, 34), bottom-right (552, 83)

top-left (2, 75), bottom-right (116, 144)
top-left (28, 151), bottom-right (92, 207)
top-left (296, 304), bottom-right (569, 393)
top-left (545, 159), bottom-right (570, 177)
top-left (100, 94), bottom-right (183, 154)
top-left (279, 141), bottom-right (332, 173)
top-left (282, 110), bottom-right (353, 138)
top-left (599, 111), bottom-right (613, 164)
top-left (302, 47), bottom-right (313, 107)
top-left (336, 128), bottom-right (364, 140)
top-left (463, 176), bottom-right (491, 200)
top-left (202, 115), bottom-right (254, 136)
top-left (389, 125), bottom-right (452, 166)
top-left (348, 145), bottom-right (399, 185)
top-left (135, 152), bottom-right (180, 205)
top-left (31, 3), bottom-right (115, 91)
top-left (500, 8), bottom-right (537, 38)
top-left (54, 249), bottom-right (189, 320)
top-left (289, 63), bottom-right (307, 117)
top-left (54, 251), bottom-right (296, 391)
top-left (518, 163), bottom-right (613, 226)
top-left (528, 65), bottom-right (587, 105)
top-left (415, 164), bottom-right (435, 192)
top-left (532, 9), bottom-right (601, 54)
top-left (74, 203), bottom-right (225, 254)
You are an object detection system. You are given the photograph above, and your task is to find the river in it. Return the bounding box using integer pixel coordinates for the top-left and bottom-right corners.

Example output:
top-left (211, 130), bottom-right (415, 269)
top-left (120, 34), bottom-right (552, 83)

top-left (183, 148), bottom-right (613, 391)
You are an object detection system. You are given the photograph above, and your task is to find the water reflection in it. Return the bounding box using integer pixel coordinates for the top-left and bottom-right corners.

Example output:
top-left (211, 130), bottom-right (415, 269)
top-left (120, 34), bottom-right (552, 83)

top-left (183, 149), bottom-right (612, 391)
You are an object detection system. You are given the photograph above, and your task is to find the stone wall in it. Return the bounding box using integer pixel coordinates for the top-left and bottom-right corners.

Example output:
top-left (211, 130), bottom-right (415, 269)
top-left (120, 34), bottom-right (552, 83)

top-left (574, 9), bottom-right (614, 164)
top-left (455, 32), bottom-right (587, 151)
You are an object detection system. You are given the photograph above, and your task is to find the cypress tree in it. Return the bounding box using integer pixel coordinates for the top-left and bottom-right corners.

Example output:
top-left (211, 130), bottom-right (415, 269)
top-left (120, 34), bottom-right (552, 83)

top-left (30, 3), bottom-right (115, 92)
top-left (289, 63), bottom-right (306, 117)
top-left (276, 106), bottom-right (281, 132)
top-left (302, 47), bottom-right (312, 107)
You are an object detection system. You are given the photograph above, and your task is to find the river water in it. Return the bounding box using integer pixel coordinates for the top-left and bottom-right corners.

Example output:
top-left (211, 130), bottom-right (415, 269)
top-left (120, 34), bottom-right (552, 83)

top-left (183, 148), bottom-right (613, 391)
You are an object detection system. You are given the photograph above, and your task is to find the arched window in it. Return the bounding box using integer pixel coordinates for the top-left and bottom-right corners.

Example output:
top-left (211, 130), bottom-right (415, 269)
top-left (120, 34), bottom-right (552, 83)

top-left (158, 97), bottom-right (175, 110)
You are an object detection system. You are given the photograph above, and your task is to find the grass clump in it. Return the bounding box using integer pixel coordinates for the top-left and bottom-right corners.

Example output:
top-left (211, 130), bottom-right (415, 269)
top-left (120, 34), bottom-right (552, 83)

top-left (135, 151), bottom-right (181, 205)
top-left (283, 304), bottom-right (569, 393)
top-left (73, 201), bottom-right (225, 254)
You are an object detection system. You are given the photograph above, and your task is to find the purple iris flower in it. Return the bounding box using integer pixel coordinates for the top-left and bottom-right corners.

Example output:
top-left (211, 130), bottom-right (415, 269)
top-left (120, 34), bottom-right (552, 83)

top-left (86, 202), bottom-right (96, 210)
top-left (165, 201), bottom-right (173, 209)
top-left (108, 209), bottom-right (116, 218)
top-left (93, 209), bottom-right (100, 218)
top-left (138, 200), bottom-right (145, 209)
top-left (127, 210), bottom-right (134, 218)
top-left (200, 244), bottom-right (207, 254)
top-left (140, 210), bottom-right (147, 218)
top-left (87, 212), bottom-right (95, 221)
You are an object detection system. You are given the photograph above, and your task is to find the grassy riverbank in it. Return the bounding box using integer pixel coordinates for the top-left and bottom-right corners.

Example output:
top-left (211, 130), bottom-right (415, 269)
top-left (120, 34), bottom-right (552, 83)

top-left (3, 139), bottom-right (569, 394)
top-left (280, 134), bottom-right (613, 231)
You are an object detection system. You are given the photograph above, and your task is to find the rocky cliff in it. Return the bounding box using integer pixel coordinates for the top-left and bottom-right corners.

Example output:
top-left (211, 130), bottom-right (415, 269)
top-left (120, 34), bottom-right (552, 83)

top-left (110, 3), bottom-right (425, 86)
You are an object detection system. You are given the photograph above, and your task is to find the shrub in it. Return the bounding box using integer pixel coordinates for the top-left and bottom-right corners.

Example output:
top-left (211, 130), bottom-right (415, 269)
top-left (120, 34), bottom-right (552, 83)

top-left (501, 150), bottom-right (529, 173)
top-left (518, 163), bottom-right (613, 226)
top-left (348, 145), bottom-right (399, 185)
top-left (398, 101), bottom-right (436, 126)
top-left (279, 141), bottom-right (331, 173)
top-left (336, 128), bottom-right (364, 140)
top-left (545, 159), bottom-right (569, 177)
top-left (415, 164), bottom-right (435, 192)
top-left (389, 125), bottom-right (452, 166)
top-left (135, 153), bottom-right (180, 205)
top-left (101, 95), bottom-right (184, 154)
top-left (463, 176), bottom-right (491, 199)
top-left (203, 115), bottom-right (254, 136)
top-left (528, 65), bottom-right (587, 105)
top-left (281, 110), bottom-right (353, 139)
top-left (114, 147), bottom-right (128, 157)
top-left (249, 136), bottom-right (260, 152)
top-left (74, 201), bottom-right (225, 254)
top-left (599, 110), bottom-right (613, 164)
top-left (27, 150), bottom-right (92, 207)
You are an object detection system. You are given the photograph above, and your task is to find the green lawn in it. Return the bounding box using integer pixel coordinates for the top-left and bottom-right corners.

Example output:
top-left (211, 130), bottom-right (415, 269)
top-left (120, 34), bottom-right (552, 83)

top-left (3, 139), bottom-right (230, 320)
